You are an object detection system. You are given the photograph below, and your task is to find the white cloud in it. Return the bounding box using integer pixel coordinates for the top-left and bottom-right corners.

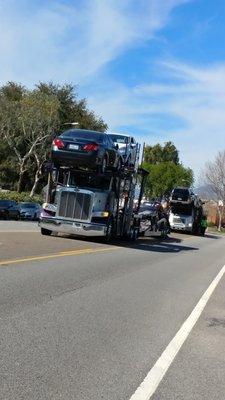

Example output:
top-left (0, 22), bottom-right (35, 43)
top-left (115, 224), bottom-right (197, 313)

top-left (0, 0), bottom-right (188, 84)
top-left (86, 61), bottom-right (225, 178)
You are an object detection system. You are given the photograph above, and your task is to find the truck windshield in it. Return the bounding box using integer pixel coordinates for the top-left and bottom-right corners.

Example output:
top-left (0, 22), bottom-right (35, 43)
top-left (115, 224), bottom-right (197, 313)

top-left (69, 174), bottom-right (110, 190)
top-left (172, 188), bottom-right (190, 201)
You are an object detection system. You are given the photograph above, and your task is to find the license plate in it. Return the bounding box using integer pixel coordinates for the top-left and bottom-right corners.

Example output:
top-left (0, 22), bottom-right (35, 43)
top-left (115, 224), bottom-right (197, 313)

top-left (69, 144), bottom-right (79, 150)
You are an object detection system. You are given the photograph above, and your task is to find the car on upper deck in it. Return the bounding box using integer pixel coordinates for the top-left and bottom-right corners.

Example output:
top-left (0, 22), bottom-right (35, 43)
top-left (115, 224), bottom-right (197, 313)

top-left (51, 129), bottom-right (122, 173)
top-left (108, 133), bottom-right (137, 166)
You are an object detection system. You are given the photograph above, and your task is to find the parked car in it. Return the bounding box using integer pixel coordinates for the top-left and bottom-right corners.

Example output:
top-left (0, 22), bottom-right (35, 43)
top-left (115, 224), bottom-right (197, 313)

top-left (51, 129), bottom-right (123, 173)
top-left (0, 200), bottom-right (20, 220)
top-left (19, 202), bottom-right (41, 220)
top-left (108, 133), bottom-right (137, 166)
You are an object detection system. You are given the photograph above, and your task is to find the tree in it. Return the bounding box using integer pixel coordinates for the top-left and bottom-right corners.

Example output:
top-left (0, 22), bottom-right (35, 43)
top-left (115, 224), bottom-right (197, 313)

top-left (202, 150), bottom-right (225, 231)
top-left (0, 81), bottom-right (108, 195)
top-left (0, 90), bottom-right (60, 192)
top-left (144, 141), bottom-right (179, 165)
top-left (142, 162), bottom-right (193, 198)
top-left (36, 82), bottom-right (107, 132)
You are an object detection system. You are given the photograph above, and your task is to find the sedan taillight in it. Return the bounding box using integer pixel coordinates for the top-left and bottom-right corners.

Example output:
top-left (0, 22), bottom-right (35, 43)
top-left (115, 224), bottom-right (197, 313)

top-left (83, 143), bottom-right (99, 152)
top-left (52, 138), bottom-right (65, 149)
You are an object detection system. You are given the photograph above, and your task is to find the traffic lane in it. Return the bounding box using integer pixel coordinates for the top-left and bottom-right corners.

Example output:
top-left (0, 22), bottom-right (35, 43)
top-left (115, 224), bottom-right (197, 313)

top-left (0, 233), bottom-right (199, 316)
top-left (0, 231), bottom-right (110, 262)
top-left (0, 218), bottom-right (213, 262)
top-left (0, 220), bottom-right (195, 262)
top-left (0, 220), bottom-right (39, 232)
top-left (0, 236), bottom-right (225, 399)
top-left (151, 274), bottom-right (225, 400)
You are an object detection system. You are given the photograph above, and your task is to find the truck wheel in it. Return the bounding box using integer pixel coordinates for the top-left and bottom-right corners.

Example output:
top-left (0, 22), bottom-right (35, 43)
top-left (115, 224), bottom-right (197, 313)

top-left (41, 227), bottom-right (52, 236)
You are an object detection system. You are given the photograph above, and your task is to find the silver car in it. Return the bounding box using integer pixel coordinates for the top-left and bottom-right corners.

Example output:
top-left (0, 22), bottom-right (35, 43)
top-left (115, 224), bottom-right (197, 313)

top-left (19, 202), bottom-right (41, 220)
top-left (108, 133), bottom-right (137, 166)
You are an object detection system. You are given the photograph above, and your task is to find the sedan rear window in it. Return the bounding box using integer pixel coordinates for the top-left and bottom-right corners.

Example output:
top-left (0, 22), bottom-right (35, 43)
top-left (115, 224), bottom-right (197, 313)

top-left (60, 129), bottom-right (104, 143)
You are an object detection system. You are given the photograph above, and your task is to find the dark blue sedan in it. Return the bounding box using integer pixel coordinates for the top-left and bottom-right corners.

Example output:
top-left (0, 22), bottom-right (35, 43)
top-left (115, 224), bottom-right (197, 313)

top-left (51, 129), bottom-right (122, 173)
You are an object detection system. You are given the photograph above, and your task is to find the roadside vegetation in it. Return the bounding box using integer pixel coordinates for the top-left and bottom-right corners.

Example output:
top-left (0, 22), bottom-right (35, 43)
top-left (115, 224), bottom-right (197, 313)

top-left (0, 191), bottom-right (42, 204)
top-left (0, 82), bottom-right (107, 196)
top-left (201, 150), bottom-right (225, 231)
top-left (142, 142), bottom-right (194, 198)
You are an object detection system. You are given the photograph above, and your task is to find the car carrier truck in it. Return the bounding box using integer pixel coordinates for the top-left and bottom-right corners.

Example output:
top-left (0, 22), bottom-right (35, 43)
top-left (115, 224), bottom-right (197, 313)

top-left (39, 143), bottom-right (148, 241)
top-left (168, 187), bottom-right (205, 235)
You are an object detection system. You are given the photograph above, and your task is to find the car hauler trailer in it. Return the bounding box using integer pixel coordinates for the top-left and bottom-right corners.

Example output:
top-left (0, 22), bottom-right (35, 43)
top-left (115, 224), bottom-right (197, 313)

top-left (168, 187), bottom-right (205, 235)
top-left (39, 145), bottom-right (148, 241)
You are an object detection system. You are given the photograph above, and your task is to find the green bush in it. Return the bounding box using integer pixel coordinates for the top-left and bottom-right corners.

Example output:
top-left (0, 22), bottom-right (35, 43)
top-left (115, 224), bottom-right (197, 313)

top-left (0, 191), bottom-right (42, 204)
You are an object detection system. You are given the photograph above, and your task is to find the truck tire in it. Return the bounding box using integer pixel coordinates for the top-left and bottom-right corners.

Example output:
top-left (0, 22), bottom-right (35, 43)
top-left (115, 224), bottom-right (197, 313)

top-left (41, 227), bottom-right (52, 236)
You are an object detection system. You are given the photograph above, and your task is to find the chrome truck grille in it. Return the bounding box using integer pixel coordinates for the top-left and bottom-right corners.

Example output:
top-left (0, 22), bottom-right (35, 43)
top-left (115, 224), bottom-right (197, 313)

top-left (57, 190), bottom-right (93, 221)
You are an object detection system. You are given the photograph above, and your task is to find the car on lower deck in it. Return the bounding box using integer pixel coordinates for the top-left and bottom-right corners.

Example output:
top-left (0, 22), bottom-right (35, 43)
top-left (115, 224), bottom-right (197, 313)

top-left (51, 129), bottom-right (122, 172)
top-left (108, 133), bottom-right (137, 166)
top-left (0, 200), bottom-right (20, 220)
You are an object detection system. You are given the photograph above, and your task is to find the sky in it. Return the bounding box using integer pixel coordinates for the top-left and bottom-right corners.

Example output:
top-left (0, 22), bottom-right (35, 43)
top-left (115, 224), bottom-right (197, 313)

top-left (0, 0), bottom-right (225, 179)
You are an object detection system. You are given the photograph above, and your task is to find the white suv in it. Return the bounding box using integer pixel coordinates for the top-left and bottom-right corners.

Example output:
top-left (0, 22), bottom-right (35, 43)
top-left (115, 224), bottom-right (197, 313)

top-left (108, 133), bottom-right (137, 166)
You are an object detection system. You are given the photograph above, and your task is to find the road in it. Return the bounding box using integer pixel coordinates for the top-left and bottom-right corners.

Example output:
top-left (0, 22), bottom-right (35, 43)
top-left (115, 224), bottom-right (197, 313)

top-left (0, 221), bottom-right (225, 400)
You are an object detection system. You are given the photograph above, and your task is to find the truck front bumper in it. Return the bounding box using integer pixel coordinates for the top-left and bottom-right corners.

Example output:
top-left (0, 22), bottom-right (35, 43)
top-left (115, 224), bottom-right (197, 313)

top-left (39, 217), bottom-right (107, 237)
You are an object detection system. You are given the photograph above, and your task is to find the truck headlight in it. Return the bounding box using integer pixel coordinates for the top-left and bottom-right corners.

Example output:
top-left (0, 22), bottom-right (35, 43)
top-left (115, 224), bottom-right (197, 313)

top-left (92, 211), bottom-right (109, 217)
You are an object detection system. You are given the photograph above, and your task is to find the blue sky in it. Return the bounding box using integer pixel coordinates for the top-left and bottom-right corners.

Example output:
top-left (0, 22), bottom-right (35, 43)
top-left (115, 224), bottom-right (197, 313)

top-left (0, 0), bottom-right (225, 179)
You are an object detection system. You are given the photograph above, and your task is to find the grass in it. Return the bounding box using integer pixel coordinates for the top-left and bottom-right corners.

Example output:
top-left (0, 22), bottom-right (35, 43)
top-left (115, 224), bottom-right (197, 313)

top-left (207, 226), bottom-right (225, 235)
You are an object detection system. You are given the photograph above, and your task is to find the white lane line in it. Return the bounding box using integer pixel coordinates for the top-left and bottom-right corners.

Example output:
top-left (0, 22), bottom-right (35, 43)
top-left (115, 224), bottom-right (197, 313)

top-left (129, 264), bottom-right (225, 400)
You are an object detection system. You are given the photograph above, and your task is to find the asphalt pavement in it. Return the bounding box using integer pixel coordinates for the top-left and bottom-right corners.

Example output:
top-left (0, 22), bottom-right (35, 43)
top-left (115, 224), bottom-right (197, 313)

top-left (0, 221), bottom-right (225, 400)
